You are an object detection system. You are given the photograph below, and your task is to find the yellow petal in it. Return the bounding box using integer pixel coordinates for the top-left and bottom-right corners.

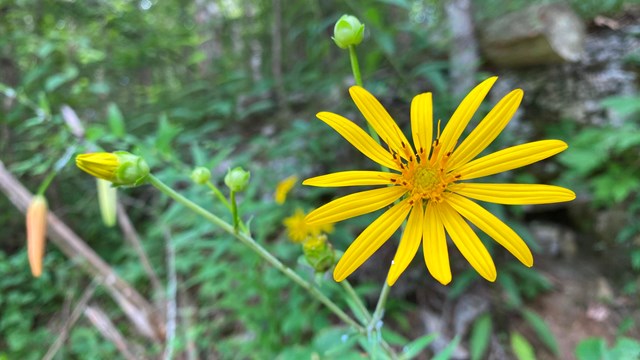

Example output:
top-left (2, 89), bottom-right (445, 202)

top-left (410, 93), bottom-right (433, 156)
top-left (451, 183), bottom-right (576, 205)
top-left (305, 186), bottom-right (407, 225)
top-left (303, 171), bottom-right (397, 187)
top-left (448, 89), bottom-right (523, 170)
top-left (438, 202), bottom-right (497, 281)
top-left (334, 199), bottom-right (412, 282)
top-left (446, 193), bottom-right (533, 266)
top-left (439, 77), bottom-right (498, 158)
top-left (387, 200), bottom-right (424, 286)
top-left (349, 86), bottom-right (413, 157)
top-left (456, 140), bottom-right (568, 181)
top-left (317, 112), bottom-right (400, 170)
top-left (423, 200), bottom-right (451, 285)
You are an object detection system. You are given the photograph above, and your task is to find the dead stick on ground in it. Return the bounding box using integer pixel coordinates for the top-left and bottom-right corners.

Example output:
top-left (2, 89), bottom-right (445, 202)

top-left (117, 202), bottom-right (163, 297)
top-left (43, 280), bottom-right (100, 360)
top-left (163, 227), bottom-right (178, 360)
top-left (0, 160), bottom-right (164, 341)
top-left (84, 305), bottom-right (140, 360)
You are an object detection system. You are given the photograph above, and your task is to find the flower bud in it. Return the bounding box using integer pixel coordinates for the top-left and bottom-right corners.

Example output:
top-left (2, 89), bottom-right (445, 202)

top-left (303, 235), bottom-right (335, 273)
top-left (26, 195), bottom-right (48, 278)
top-left (190, 166), bottom-right (211, 185)
top-left (76, 151), bottom-right (149, 186)
top-left (97, 179), bottom-right (117, 227)
top-left (332, 15), bottom-right (365, 49)
top-left (224, 167), bottom-right (250, 192)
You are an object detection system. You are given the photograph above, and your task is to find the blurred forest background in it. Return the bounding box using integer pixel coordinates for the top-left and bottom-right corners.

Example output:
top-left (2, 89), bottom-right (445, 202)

top-left (2, 0), bottom-right (640, 359)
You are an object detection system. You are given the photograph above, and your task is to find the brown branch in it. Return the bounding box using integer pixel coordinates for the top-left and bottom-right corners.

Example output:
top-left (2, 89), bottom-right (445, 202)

top-left (43, 280), bottom-right (99, 360)
top-left (84, 305), bottom-right (140, 360)
top-left (117, 202), bottom-right (163, 297)
top-left (0, 160), bottom-right (165, 341)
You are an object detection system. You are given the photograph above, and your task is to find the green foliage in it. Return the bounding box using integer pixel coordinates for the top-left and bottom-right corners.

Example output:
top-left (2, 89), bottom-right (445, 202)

top-left (1, 0), bottom-right (622, 357)
top-left (576, 337), bottom-right (640, 360)
top-left (400, 333), bottom-right (437, 359)
top-left (510, 331), bottom-right (536, 360)
top-left (521, 309), bottom-right (559, 355)
top-left (554, 94), bottom-right (640, 292)
top-left (576, 319), bottom-right (640, 360)
top-left (557, 96), bottom-right (640, 206)
top-left (474, 0), bottom-right (628, 21)
top-left (469, 313), bottom-right (492, 360)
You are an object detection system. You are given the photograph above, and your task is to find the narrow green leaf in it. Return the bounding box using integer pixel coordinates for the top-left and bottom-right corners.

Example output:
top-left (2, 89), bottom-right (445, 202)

top-left (44, 66), bottom-right (78, 92)
top-left (432, 335), bottom-right (461, 360)
top-left (497, 272), bottom-right (522, 307)
top-left (469, 313), bottom-right (492, 360)
top-left (107, 103), bottom-right (126, 138)
top-left (400, 333), bottom-right (437, 359)
top-left (510, 332), bottom-right (536, 360)
top-left (521, 309), bottom-right (559, 355)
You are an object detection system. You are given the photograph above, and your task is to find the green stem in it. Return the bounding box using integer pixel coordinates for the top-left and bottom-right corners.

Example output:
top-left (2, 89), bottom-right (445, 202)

top-left (206, 182), bottom-right (231, 211)
top-left (347, 45), bottom-right (386, 172)
top-left (348, 45), bottom-right (363, 87)
top-left (147, 175), bottom-right (364, 332)
top-left (230, 190), bottom-right (239, 232)
top-left (37, 171), bottom-right (57, 196)
top-left (341, 280), bottom-right (372, 325)
top-left (371, 281), bottom-right (391, 329)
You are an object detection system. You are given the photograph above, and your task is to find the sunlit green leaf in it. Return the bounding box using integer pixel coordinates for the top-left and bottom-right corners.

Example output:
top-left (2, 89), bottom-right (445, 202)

top-left (469, 314), bottom-right (492, 360)
top-left (510, 332), bottom-right (536, 360)
top-left (521, 309), bottom-right (559, 355)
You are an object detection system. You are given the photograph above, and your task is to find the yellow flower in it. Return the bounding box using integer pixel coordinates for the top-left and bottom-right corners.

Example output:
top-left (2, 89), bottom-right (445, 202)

top-left (76, 151), bottom-right (149, 186)
top-left (284, 208), bottom-right (334, 243)
top-left (304, 77), bottom-right (576, 286)
top-left (274, 175), bottom-right (298, 204)
top-left (26, 195), bottom-right (48, 278)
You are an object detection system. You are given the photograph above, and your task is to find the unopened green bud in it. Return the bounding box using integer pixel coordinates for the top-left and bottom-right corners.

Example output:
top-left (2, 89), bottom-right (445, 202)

top-left (333, 15), bottom-right (364, 49)
top-left (303, 235), bottom-right (335, 273)
top-left (97, 179), bottom-right (117, 227)
top-left (190, 167), bottom-right (211, 185)
top-left (76, 151), bottom-right (149, 186)
top-left (224, 167), bottom-right (250, 192)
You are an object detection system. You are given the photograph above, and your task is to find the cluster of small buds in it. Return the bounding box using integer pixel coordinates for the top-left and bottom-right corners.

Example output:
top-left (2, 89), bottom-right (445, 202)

top-left (302, 234), bottom-right (335, 273)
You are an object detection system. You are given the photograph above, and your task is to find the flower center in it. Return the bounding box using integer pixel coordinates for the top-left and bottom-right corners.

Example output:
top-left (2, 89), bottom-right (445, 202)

top-left (390, 138), bottom-right (461, 204)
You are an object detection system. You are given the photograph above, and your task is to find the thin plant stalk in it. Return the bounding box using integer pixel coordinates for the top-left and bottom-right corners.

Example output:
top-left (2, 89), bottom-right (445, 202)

top-left (148, 175), bottom-right (363, 332)
top-left (206, 181), bottom-right (231, 211)
top-left (348, 45), bottom-right (382, 146)
top-left (341, 280), bottom-right (372, 325)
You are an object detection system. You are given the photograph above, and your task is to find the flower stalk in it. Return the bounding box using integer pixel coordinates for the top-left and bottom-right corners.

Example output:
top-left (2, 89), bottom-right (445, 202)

top-left (147, 175), bottom-right (364, 332)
